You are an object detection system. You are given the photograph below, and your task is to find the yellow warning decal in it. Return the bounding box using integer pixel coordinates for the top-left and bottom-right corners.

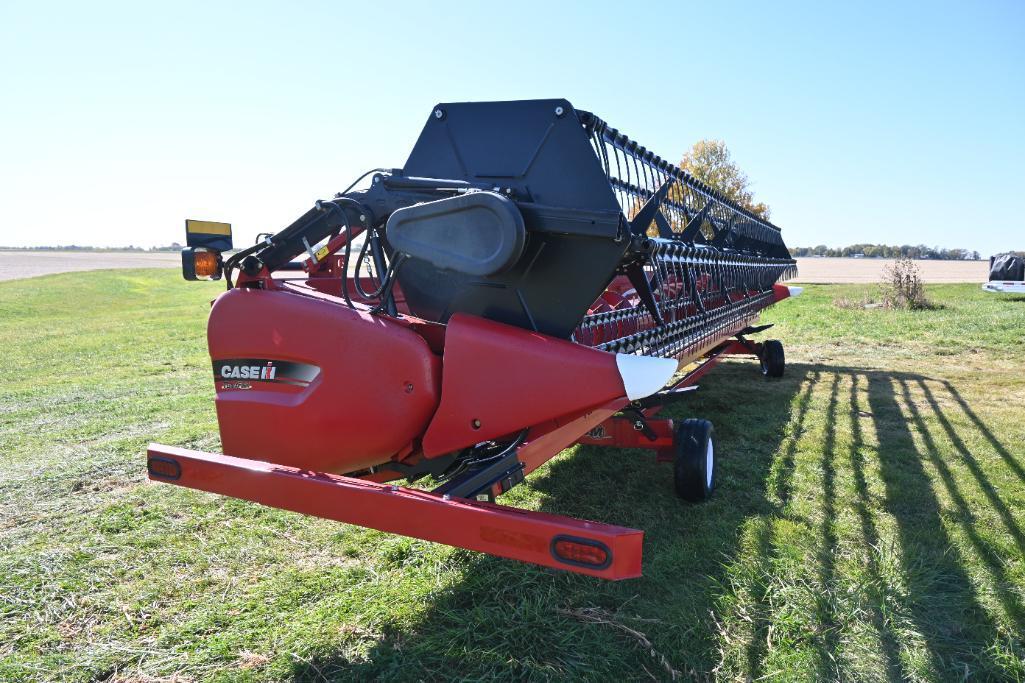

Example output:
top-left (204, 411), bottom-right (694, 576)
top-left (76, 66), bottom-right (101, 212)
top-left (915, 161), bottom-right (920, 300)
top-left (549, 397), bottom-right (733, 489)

top-left (315, 246), bottom-right (330, 261)
top-left (186, 219), bottom-right (232, 236)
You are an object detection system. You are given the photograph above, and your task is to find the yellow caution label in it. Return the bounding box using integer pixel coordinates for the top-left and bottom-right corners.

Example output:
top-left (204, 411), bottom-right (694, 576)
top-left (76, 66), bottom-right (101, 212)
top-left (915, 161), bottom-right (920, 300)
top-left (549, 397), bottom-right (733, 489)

top-left (315, 246), bottom-right (330, 262)
top-left (186, 219), bottom-right (232, 236)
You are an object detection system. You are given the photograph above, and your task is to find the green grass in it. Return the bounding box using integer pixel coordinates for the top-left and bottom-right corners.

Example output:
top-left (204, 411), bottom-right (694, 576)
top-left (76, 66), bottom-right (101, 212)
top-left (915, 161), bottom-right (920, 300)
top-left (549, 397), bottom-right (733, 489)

top-left (2, 271), bottom-right (1024, 681)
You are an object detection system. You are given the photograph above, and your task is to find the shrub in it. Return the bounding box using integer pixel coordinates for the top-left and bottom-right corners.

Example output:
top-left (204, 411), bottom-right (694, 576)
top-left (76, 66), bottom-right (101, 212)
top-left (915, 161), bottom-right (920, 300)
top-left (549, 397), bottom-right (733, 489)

top-left (880, 256), bottom-right (932, 310)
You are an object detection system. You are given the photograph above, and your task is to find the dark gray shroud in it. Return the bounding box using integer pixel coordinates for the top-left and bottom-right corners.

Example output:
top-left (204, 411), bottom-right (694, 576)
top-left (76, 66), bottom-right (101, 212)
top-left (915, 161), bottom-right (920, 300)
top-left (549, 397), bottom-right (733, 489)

top-left (387, 191), bottom-right (527, 278)
top-left (990, 253), bottom-right (1025, 281)
top-left (394, 99), bottom-right (630, 339)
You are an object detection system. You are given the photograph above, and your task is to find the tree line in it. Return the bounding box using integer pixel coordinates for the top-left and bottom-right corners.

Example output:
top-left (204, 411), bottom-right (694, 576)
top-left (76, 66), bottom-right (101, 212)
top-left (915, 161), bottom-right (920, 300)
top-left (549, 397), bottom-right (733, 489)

top-left (790, 244), bottom-right (981, 260)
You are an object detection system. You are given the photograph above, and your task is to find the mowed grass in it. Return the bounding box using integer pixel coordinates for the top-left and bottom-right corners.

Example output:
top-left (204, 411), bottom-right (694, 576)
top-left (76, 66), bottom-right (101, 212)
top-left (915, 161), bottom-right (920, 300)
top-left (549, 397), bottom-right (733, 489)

top-left (1, 271), bottom-right (1024, 682)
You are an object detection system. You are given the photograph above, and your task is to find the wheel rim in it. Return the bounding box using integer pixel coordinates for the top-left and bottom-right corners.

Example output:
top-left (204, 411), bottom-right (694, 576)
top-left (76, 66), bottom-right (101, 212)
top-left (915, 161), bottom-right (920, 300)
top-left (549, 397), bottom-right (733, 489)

top-left (706, 438), bottom-right (714, 489)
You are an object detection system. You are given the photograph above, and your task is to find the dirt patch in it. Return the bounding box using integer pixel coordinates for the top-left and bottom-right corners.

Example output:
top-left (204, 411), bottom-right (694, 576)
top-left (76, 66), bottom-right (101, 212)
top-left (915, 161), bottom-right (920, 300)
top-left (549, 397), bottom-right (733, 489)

top-left (0, 251), bottom-right (179, 281)
top-left (793, 257), bottom-right (987, 284)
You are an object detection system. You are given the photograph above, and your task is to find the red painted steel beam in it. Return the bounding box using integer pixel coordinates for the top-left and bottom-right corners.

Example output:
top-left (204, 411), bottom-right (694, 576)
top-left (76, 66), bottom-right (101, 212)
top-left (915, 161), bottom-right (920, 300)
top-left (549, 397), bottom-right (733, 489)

top-left (146, 444), bottom-right (643, 580)
top-left (576, 416), bottom-right (674, 453)
top-left (675, 341), bottom-right (743, 389)
top-left (718, 339), bottom-right (758, 355)
top-left (515, 399), bottom-right (626, 476)
top-left (639, 339), bottom-right (759, 419)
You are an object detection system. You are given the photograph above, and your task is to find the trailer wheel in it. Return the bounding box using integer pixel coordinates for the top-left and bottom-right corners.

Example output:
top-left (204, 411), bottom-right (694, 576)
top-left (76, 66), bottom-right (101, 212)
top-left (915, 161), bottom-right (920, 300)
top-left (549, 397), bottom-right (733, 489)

top-left (760, 339), bottom-right (785, 378)
top-left (674, 419), bottom-right (715, 502)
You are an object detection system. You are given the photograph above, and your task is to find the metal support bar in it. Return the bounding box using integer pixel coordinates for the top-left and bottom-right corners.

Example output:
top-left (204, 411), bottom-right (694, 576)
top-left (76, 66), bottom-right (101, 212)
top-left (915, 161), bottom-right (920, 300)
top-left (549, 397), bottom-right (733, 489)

top-left (576, 415), bottom-right (675, 457)
top-left (146, 444), bottom-right (643, 580)
top-left (432, 451), bottom-right (524, 500)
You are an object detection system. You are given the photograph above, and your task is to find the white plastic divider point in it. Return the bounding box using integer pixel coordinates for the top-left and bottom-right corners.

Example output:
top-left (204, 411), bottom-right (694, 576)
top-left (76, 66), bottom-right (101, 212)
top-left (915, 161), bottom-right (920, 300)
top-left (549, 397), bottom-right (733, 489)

top-left (614, 353), bottom-right (680, 401)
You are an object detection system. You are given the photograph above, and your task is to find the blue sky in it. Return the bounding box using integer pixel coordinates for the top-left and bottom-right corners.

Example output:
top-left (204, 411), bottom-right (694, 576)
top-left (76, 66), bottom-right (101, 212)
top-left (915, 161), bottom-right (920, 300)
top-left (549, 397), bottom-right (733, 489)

top-left (0, 1), bottom-right (1022, 254)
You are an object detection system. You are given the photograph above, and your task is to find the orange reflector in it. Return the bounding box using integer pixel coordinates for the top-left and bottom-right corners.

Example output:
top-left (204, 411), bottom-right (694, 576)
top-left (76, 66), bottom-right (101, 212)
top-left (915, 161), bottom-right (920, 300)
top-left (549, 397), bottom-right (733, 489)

top-left (551, 536), bottom-right (611, 569)
top-left (147, 457), bottom-right (182, 480)
top-left (193, 250), bottom-right (221, 279)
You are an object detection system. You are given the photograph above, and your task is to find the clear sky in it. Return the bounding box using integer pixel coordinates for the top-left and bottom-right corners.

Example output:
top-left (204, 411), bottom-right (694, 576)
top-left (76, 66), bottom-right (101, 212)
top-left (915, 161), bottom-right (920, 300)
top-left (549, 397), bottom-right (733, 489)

top-left (0, 1), bottom-right (1022, 254)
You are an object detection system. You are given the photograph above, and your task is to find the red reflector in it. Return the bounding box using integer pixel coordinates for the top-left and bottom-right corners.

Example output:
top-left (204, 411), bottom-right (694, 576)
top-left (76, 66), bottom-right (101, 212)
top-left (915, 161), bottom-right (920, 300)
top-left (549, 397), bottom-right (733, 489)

top-left (551, 536), bottom-right (611, 569)
top-left (148, 457), bottom-right (182, 480)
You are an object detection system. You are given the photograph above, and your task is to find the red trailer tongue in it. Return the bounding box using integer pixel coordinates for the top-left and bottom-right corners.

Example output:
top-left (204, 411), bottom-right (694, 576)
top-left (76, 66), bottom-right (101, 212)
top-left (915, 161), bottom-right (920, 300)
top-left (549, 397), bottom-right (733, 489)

top-left (147, 442), bottom-right (644, 580)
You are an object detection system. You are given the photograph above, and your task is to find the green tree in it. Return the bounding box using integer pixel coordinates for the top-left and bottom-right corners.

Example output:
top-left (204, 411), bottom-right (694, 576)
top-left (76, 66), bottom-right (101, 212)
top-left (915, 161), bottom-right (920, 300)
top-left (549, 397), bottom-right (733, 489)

top-left (680, 139), bottom-right (771, 219)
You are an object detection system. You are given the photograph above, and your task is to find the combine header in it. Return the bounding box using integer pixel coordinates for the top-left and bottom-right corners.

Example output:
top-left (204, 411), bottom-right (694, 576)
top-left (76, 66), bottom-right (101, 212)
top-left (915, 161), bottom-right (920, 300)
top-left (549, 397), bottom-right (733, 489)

top-left (151, 99), bottom-right (799, 579)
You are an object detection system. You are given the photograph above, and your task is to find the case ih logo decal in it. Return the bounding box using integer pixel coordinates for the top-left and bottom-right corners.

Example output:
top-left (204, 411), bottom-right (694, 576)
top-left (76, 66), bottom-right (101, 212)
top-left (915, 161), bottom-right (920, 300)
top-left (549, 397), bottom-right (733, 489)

top-left (213, 359), bottom-right (320, 388)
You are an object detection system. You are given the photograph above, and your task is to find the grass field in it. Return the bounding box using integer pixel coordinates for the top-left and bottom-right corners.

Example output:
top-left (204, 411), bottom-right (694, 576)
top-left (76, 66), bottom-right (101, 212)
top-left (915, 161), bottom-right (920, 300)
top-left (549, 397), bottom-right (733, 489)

top-left (2, 271), bottom-right (1024, 682)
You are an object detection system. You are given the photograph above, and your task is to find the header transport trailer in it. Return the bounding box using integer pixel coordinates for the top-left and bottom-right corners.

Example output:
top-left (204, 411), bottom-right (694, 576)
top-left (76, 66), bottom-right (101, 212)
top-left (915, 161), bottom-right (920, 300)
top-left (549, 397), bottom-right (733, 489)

top-left (982, 253), bottom-right (1025, 294)
top-left (148, 99), bottom-right (800, 579)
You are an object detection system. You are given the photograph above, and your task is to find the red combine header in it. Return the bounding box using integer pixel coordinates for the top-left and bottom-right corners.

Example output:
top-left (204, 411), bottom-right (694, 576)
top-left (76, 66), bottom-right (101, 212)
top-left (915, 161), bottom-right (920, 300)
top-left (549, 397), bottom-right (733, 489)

top-left (150, 99), bottom-right (799, 579)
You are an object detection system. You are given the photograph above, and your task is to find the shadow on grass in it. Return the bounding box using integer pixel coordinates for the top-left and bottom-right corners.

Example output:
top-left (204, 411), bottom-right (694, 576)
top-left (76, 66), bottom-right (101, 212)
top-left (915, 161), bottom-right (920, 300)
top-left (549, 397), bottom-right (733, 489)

top-left (862, 370), bottom-right (1021, 678)
top-left (289, 362), bottom-right (1024, 681)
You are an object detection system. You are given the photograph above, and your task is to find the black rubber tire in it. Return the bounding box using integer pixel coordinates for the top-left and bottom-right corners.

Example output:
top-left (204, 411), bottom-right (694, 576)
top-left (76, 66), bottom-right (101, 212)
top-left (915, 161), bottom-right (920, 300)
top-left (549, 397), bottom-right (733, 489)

top-left (760, 339), bottom-right (785, 378)
top-left (673, 419), bottom-right (715, 502)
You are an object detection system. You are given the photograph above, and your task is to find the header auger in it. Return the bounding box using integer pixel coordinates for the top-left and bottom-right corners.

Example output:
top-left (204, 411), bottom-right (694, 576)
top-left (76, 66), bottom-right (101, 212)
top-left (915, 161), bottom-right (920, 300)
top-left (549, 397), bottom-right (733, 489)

top-left (153, 99), bottom-right (800, 579)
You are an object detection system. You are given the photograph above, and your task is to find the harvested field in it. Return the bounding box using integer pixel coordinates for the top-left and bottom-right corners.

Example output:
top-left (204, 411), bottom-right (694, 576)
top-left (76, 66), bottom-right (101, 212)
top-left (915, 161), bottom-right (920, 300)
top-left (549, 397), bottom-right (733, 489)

top-left (0, 252), bottom-right (991, 287)
top-left (0, 251), bottom-right (179, 281)
top-left (794, 257), bottom-right (987, 284)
